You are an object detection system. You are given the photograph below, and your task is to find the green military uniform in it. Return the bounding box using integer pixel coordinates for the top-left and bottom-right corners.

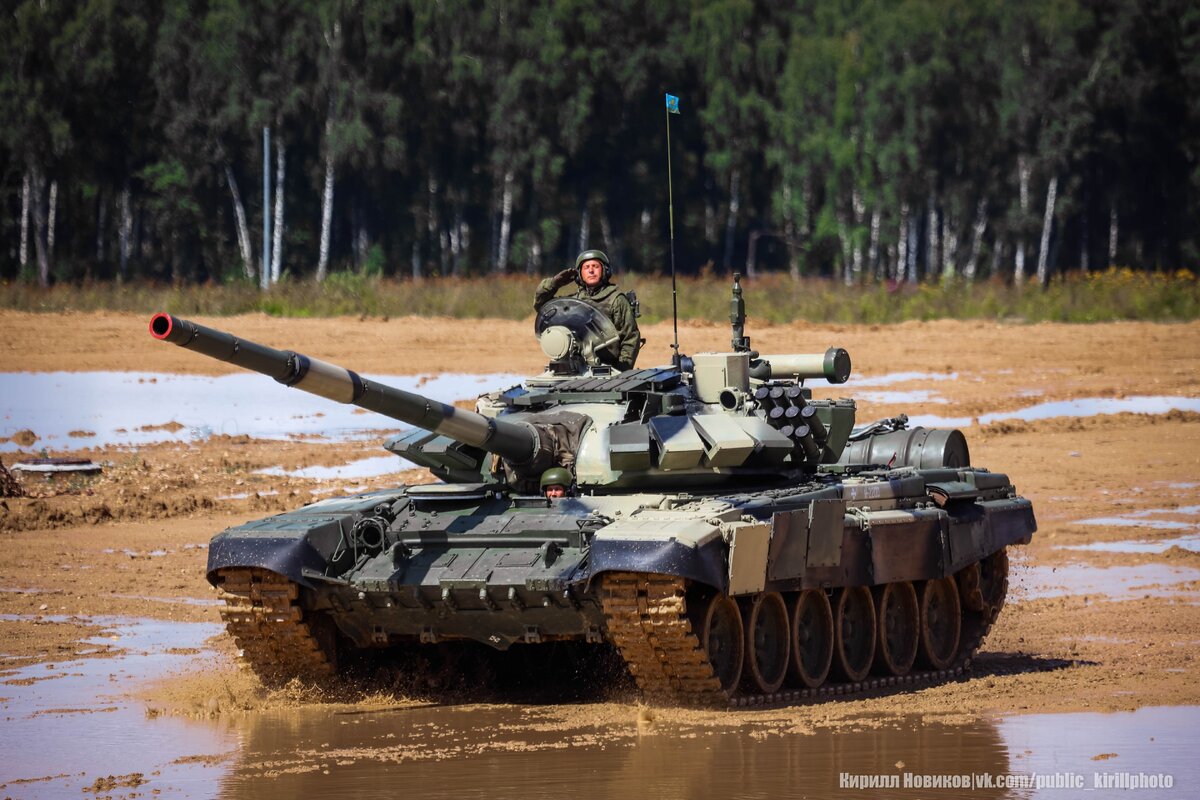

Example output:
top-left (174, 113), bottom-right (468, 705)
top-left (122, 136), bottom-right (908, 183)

top-left (534, 253), bottom-right (642, 371)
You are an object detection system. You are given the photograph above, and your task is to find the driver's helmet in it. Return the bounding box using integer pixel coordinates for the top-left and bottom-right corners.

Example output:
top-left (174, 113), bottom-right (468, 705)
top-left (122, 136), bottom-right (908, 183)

top-left (539, 466), bottom-right (573, 490)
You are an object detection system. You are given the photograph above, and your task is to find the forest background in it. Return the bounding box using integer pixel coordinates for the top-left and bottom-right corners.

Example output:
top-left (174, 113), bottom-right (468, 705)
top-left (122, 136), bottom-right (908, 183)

top-left (2, 0), bottom-right (1199, 321)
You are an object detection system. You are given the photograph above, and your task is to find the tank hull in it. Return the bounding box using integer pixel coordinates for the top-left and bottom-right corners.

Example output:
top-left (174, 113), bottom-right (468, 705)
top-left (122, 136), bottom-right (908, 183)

top-left (209, 465), bottom-right (1034, 703)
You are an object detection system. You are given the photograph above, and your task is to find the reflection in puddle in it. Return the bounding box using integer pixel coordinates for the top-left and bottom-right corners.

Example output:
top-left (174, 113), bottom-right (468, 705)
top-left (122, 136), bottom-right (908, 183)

top-left (0, 371), bottom-right (524, 452)
top-left (909, 395), bottom-right (1200, 429)
top-left (256, 455), bottom-right (410, 481)
top-left (1, 612), bottom-right (1196, 799)
top-left (1014, 564), bottom-right (1200, 601)
top-left (0, 616), bottom-right (230, 798)
top-left (217, 704), bottom-right (1199, 800)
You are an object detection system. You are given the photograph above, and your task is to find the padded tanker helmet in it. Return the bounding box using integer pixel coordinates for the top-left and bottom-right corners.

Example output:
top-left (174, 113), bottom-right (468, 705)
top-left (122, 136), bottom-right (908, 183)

top-left (574, 249), bottom-right (612, 285)
top-left (539, 467), bottom-right (573, 490)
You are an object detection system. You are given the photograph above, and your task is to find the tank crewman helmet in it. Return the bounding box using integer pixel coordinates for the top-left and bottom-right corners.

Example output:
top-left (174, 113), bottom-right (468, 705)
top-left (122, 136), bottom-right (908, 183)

top-left (574, 249), bottom-right (612, 285)
top-left (539, 466), bottom-right (573, 490)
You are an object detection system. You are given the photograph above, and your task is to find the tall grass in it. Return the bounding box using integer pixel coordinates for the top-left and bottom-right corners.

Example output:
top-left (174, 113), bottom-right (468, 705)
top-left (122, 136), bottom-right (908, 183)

top-left (2, 268), bottom-right (1196, 323)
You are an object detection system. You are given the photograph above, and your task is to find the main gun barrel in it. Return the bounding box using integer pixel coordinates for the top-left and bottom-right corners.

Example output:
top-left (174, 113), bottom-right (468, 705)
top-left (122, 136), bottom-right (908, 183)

top-left (148, 313), bottom-right (540, 465)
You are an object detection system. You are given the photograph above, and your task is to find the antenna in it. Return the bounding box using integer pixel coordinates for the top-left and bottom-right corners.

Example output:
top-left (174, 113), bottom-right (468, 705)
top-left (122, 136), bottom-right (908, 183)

top-left (665, 93), bottom-right (681, 367)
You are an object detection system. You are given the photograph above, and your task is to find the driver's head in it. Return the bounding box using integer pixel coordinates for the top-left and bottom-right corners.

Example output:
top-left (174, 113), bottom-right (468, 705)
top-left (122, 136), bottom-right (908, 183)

top-left (574, 249), bottom-right (611, 288)
top-left (540, 466), bottom-right (573, 498)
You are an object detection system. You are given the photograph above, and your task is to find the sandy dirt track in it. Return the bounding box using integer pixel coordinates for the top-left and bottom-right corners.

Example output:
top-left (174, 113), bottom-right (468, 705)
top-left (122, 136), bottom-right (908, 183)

top-left (1, 310), bottom-right (1199, 727)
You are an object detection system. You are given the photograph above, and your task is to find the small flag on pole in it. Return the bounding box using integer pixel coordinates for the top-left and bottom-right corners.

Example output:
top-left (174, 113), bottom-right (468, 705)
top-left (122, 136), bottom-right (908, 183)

top-left (665, 93), bottom-right (680, 114)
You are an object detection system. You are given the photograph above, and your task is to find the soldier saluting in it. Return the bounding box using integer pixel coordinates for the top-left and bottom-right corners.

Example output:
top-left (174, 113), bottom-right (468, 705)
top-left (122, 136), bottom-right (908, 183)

top-left (534, 249), bottom-right (642, 371)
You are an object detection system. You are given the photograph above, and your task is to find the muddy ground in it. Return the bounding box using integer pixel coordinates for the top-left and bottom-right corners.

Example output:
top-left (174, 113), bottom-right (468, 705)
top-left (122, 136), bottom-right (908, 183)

top-left (1, 312), bottom-right (1198, 735)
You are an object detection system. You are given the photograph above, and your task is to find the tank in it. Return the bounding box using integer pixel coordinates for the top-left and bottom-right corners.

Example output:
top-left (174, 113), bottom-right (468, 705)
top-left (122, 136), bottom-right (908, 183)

top-left (148, 277), bottom-right (1035, 706)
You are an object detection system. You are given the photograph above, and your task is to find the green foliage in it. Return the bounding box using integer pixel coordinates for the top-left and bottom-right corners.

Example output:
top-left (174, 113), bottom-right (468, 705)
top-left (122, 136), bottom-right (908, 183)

top-left (1, 0), bottom-right (1197, 289)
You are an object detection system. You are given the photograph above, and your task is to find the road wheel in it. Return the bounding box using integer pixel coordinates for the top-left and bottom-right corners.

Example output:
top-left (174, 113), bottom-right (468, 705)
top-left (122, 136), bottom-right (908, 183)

top-left (875, 581), bottom-right (919, 676)
top-left (697, 592), bottom-right (744, 695)
top-left (789, 589), bottom-right (834, 689)
top-left (919, 576), bottom-right (961, 670)
top-left (743, 591), bottom-right (790, 694)
top-left (833, 586), bottom-right (876, 682)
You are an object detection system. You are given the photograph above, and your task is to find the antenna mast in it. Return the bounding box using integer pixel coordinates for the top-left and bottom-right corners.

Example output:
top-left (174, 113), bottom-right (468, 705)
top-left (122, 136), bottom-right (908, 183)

top-left (665, 93), bottom-right (681, 366)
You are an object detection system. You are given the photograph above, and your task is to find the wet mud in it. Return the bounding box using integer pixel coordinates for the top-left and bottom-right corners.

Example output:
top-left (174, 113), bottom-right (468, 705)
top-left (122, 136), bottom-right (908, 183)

top-left (1, 312), bottom-right (1198, 796)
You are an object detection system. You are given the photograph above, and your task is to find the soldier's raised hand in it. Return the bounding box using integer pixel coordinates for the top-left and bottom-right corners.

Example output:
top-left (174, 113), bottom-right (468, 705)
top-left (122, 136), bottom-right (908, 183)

top-left (552, 268), bottom-right (576, 288)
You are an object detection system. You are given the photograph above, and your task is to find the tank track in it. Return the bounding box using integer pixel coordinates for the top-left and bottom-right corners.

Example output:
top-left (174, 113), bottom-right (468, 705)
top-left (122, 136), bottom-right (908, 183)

top-left (214, 567), bottom-right (336, 686)
top-left (600, 555), bottom-right (1008, 708)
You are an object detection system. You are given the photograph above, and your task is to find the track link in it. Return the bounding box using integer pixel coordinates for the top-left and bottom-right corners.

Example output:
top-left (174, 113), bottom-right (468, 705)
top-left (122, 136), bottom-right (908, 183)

top-left (600, 553), bottom-right (1010, 708)
top-left (214, 567), bottom-right (336, 685)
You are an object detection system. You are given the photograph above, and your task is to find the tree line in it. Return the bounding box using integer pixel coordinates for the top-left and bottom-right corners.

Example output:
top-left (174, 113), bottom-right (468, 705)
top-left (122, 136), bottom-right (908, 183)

top-left (2, 0), bottom-right (1197, 289)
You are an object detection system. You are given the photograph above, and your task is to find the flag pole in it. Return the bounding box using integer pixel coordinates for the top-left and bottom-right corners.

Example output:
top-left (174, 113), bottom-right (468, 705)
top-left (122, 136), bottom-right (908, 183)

top-left (665, 94), bottom-right (680, 366)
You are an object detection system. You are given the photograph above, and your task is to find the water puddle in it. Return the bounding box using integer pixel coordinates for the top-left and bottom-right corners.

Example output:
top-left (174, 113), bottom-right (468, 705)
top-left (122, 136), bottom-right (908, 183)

top-left (1014, 564), bottom-right (1200, 601)
top-left (0, 615), bottom-right (231, 797)
top-left (908, 395), bottom-right (1200, 428)
top-left (1074, 518), bottom-right (1197, 531)
top-left (1, 611), bottom-right (1195, 798)
top-left (1059, 534), bottom-right (1200, 555)
top-left (0, 371), bottom-right (524, 453)
top-left (1078, 505), bottom-right (1200, 524)
top-left (856, 390), bottom-right (950, 405)
top-left (256, 455), bottom-right (410, 481)
top-left (852, 371), bottom-right (959, 387)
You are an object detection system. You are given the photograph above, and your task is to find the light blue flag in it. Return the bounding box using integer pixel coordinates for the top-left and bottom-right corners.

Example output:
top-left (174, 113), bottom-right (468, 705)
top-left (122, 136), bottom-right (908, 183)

top-left (665, 93), bottom-right (680, 114)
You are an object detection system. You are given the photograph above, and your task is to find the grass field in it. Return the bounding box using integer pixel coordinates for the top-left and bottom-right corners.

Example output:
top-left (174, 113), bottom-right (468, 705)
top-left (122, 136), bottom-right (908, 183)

top-left (2, 268), bottom-right (1196, 323)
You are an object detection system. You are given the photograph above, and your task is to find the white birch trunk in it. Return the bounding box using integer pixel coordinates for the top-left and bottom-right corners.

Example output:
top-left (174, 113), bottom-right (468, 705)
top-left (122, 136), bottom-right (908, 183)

top-left (868, 207), bottom-right (881, 279)
top-left (991, 240), bottom-right (1004, 277)
top-left (704, 201), bottom-right (716, 244)
top-left (317, 119), bottom-right (335, 282)
top-left (449, 204), bottom-right (463, 277)
top-left (1036, 176), bottom-right (1058, 284)
top-left (926, 194), bottom-right (938, 280)
top-left (942, 216), bottom-right (958, 282)
top-left (495, 169), bottom-right (513, 272)
top-left (724, 170), bottom-right (740, 271)
top-left (529, 235), bottom-right (542, 274)
top-left (851, 189), bottom-right (865, 282)
top-left (578, 206), bottom-right (590, 251)
top-left (411, 238), bottom-right (421, 279)
top-left (897, 203), bottom-right (909, 283)
top-left (459, 216), bottom-right (470, 273)
top-left (1108, 206), bottom-right (1118, 266)
top-left (47, 180), bottom-right (58, 262)
top-left (964, 198), bottom-right (988, 281)
top-left (1014, 155), bottom-right (1031, 284)
top-left (224, 164), bottom-right (255, 279)
top-left (745, 230), bottom-right (760, 279)
top-left (20, 171), bottom-right (30, 268)
top-left (119, 184), bottom-right (132, 280)
top-left (836, 205), bottom-right (852, 286)
top-left (30, 167), bottom-right (50, 287)
top-left (906, 214), bottom-right (918, 284)
top-left (427, 174), bottom-right (439, 272)
top-left (271, 138), bottom-right (286, 283)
